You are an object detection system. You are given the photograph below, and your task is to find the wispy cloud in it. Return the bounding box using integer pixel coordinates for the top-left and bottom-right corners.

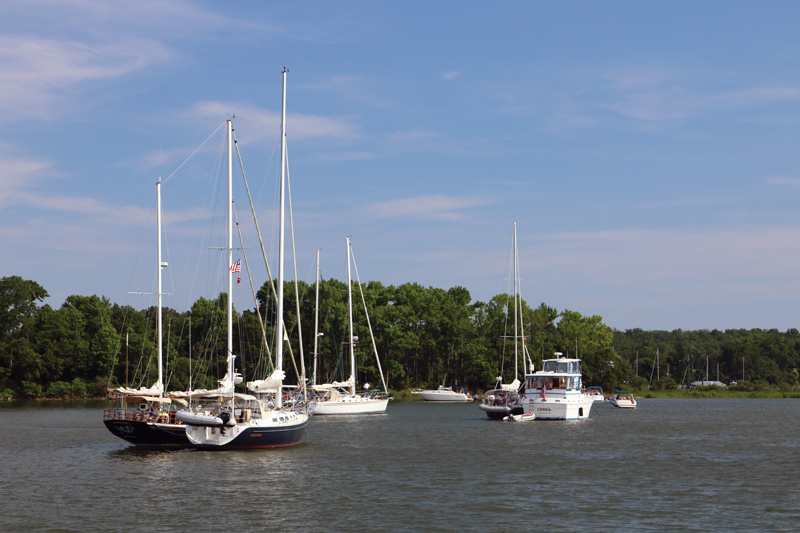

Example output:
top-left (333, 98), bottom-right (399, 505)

top-left (306, 74), bottom-right (393, 108)
top-left (0, 151), bottom-right (54, 207)
top-left (318, 151), bottom-right (376, 162)
top-left (443, 71), bottom-right (459, 81)
top-left (0, 35), bottom-right (170, 121)
top-left (13, 191), bottom-right (153, 226)
top-left (765, 175), bottom-right (800, 186)
top-left (534, 227), bottom-right (800, 290)
top-left (602, 67), bottom-right (800, 123)
top-left (368, 194), bottom-right (492, 221)
top-left (187, 101), bottom-right (361, 144)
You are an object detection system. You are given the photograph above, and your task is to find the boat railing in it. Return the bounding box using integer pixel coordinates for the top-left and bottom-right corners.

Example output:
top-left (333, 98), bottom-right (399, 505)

top-left (365, 390), bottom-right (393, 400)
top-left (103, 408), bottom-right (182, 425)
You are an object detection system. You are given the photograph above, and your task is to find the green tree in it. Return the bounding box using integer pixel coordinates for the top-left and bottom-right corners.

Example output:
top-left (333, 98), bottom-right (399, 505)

top-left (0, 276), bottom-right (49, 393)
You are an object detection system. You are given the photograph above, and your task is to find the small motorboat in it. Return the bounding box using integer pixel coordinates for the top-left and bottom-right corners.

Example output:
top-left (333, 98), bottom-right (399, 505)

top-left (503, 412), bottom-right (535, 422)
top-left (586, 386), bottom-right (605, 403)
top-left (608, 390), bottom-right (637, 409)
top-left (412, 384), bottom-right (473, 402)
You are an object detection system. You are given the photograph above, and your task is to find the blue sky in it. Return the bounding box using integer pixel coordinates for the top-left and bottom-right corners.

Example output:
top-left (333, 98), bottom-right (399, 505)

top-left (3, 1), bottom-right (800, 332)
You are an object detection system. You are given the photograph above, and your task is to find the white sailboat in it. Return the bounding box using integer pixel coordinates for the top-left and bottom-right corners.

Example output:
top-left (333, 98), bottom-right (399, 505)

top-left (308, 238), bottom-right (390, 415)
top-left (103, 180), bottom-right (190, 447)
top-left (179, 69), bottom-right (308, 448)
top-left (480, 221), bottom-right (526, 420)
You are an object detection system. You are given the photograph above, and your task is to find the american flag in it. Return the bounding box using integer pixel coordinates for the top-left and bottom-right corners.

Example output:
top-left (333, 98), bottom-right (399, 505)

top-left (229, 259), bottom-right (241, 273)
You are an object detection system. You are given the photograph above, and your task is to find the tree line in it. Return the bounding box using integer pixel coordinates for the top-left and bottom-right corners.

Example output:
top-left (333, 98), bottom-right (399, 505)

top-left (1, 275), bottom-right (798, 399)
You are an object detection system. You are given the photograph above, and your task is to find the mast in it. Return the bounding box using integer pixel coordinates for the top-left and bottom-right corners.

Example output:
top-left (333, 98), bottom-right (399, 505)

top-left (276, 67), bottom-right (287, 408)
top-left (312, 249), bottom-right (320, 387)
top-left (156, 179), bottom-right (164, 396)
top-left (513, 220), bottom-right (518, 382)
top-left (226, 118), bottom-right (235, 397)
top-left (347, 236), bottom-right (356, 396)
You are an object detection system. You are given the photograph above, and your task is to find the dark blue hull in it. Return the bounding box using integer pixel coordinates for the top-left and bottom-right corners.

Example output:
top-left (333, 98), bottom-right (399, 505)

top-left (104, 419), bottom-right (189, 447)
top-left (193, 419), bottom-right (309, 450)
top-left (104, 412), bottom-right (190, 448)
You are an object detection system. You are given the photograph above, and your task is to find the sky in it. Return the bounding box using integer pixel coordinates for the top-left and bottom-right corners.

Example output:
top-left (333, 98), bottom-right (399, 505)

top-left (3, 1), bottom-right (800, 332)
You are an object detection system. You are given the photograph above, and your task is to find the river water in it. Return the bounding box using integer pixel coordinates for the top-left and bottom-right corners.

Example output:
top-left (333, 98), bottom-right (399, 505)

top-left (1, 398), bottom-right (798, 532)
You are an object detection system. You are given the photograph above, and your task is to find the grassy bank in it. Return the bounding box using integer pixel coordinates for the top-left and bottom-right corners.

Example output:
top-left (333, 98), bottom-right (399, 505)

top-left (639, 389), bottom-right (800, 399)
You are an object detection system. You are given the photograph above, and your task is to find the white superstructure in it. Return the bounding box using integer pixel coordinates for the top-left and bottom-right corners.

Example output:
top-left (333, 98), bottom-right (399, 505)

top-left (522, 353), bottom-right (593, 420)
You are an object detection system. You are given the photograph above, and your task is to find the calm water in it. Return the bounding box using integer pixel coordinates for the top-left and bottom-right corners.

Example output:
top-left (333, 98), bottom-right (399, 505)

top-left (1, 398), bottom-right (798, 532)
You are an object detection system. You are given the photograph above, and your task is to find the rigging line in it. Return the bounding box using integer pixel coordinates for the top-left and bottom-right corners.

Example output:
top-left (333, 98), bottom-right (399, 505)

top-left (256, 129), bottom-right (281, 215)
top-left (110, 190), bottom-right (159, 388)
top-left (285, 145), bottom-right (307, 383)
top-left (349, 240), bottom-right (390, 394)
top-left (232, 204), bottom-right (274, 369)
top-left (318, 280), bottom-right (343, 382)
top-left (161, 199), bottom-right (176, 308)
top-left (175, 124), bottom-right (227, 313)
top-left (201, 130), bottom-right (229, 305)
top-left (162, 120), bottom-right (227, 185)
top-left (109, 189), bottom-right (154, 384)
top-left (233, 130), bottom-right (280, 370)
top-left (233, 131), bottom-right (302, 386)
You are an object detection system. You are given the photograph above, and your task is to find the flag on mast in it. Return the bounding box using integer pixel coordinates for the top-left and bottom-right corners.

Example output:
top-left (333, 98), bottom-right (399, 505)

top-left (229, 259), bottom-right (241, 273)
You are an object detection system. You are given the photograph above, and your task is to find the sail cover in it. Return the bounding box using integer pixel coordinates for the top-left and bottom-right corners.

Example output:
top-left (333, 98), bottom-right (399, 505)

top-left (500, 379), bottom-right (521, 392)
top-left (247, 369), bottom-right (286, 393)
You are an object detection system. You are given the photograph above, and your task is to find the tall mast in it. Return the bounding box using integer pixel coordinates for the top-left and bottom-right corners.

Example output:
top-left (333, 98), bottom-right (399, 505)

top-left (226, 119), bottom-right (234, 392)
top-left (156, 179), bottom-right (164, 395)
top-left (347, 236), bottom-right (356, 396)
top-left (276, 67), bottom-right (287, 407)
top-left (513, 220), bottom-right (518, 382)
top-left (312, 249), bottom-right (320, 387)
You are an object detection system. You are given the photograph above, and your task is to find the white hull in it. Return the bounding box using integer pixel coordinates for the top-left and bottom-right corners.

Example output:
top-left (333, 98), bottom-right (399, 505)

top-left (309, 396), bottom-right (389, 415)
top-left (609, 391), bottom-right (637, 409)
top-left (522, 396), bottom-right (594, 420)
top-left (504, 412), bottom-right (535, 422)
top-left (412, 389), bottom-right (473, 402)
top-left (586, 387), bottom-right (604, 403)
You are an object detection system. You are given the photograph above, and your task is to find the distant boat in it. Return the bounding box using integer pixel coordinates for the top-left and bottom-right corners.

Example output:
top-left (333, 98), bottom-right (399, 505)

top-left (522, 353), bottom-right (594, 420)
top-left (479, 221), bottom-right (526, 420)
top-left (608, 390), bottom-right (637, 409)
top-left (412, 384), bottom-right (474, 402)
top-left (587, 386), bottom-right (605, 403)
top-left (181, 72), bottom-right (308, 449)
top-left (103, 180), bottom-right (189, 448)
top-left (307, 240), bottom-right (391, 415)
